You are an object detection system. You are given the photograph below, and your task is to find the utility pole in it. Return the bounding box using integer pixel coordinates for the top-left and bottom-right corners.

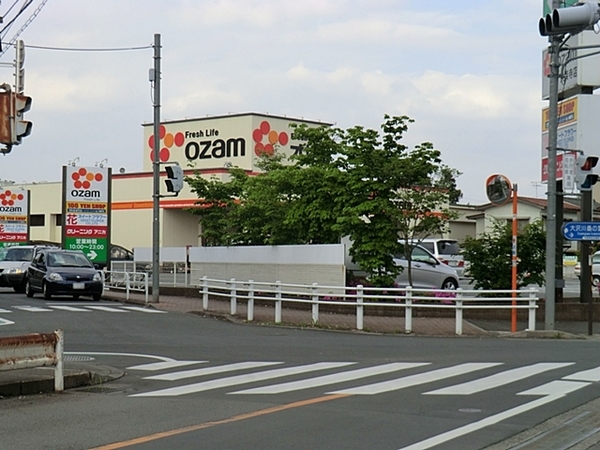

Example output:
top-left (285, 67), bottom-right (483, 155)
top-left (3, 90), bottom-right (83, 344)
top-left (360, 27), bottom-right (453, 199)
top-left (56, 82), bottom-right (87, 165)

top-left (151, 33), bottom-right (161, 304)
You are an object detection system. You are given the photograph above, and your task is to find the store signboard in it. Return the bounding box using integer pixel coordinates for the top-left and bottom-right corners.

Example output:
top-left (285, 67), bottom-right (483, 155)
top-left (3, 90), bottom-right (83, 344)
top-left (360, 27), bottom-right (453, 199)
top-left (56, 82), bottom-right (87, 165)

top-left (541, 95), bottom-right (600, 183)
top-left (61, 166), bottom-right (111, 265)
top-left (0, 188), bottom-right (28, 247)
top-left (141, 113), bottom-right (329, 173)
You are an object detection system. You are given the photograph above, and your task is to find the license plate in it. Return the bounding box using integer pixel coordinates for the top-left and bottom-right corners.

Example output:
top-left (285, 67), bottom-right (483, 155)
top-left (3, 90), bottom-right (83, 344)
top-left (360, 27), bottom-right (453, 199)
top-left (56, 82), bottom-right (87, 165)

top-left (73, 282), bottom-right (85, 290)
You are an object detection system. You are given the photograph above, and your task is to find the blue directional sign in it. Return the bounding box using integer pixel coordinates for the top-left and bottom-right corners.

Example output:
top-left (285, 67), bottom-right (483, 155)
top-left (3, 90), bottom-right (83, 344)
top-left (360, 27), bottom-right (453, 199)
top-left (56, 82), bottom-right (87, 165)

top-left (562, 222), bottom-right (600, 241)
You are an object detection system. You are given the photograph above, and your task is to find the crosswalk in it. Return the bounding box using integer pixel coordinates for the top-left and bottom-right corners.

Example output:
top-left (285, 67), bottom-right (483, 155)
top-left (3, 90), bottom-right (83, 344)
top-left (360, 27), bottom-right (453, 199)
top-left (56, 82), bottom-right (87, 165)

top-left (0, 304), bottom-right (167, 314)
top-left (124, 359), bottom-right (600, 399)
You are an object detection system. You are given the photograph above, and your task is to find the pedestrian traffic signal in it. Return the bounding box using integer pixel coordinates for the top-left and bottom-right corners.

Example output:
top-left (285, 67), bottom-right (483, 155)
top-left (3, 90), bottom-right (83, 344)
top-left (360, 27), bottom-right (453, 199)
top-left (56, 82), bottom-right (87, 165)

top-left (539, 2), bottom-right (600, 36)
top-left (0, 91), bottom-right (11, 146)
top-left (576, 154), bottom-right (599, 191)
top-left (165, 163), bottom-right (184, 195)
top-left (12, 93), bottom-right (32, 145)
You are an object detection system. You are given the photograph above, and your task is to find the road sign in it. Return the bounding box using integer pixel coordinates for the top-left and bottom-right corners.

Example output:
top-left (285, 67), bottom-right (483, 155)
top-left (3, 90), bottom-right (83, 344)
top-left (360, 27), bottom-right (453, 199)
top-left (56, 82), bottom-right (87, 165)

top-left (562, 222), bottom-right (600, 240)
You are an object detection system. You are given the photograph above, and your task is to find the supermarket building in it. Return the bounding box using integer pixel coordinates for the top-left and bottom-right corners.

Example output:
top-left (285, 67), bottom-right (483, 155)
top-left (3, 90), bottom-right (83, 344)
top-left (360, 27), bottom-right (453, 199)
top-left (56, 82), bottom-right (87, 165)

top-left (13, 113), bottom-right (330, 254)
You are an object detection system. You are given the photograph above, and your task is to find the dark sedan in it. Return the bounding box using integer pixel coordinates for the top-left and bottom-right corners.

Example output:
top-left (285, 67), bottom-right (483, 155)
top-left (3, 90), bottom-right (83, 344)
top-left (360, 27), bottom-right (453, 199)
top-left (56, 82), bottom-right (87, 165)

top-left (25, 249), bottom-right (103, 300)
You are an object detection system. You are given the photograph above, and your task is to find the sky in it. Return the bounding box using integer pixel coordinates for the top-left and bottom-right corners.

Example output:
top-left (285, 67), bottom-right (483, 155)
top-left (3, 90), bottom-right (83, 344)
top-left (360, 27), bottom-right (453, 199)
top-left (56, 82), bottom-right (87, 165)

top-left (0, 0), bottom-right (554, 204)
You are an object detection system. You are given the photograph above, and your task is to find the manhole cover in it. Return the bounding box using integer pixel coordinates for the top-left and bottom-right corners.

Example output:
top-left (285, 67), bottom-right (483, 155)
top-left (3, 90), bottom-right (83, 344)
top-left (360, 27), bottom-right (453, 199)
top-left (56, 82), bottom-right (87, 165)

top-left (64, 355), bottom-right (95, 362)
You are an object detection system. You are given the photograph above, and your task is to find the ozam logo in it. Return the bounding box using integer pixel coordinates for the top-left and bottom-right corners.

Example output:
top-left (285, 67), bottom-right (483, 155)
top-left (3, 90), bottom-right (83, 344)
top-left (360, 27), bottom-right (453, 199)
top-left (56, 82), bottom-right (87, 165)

top-left (71, 168), bottom-right (103, 198)
top-left (148, 125), bottom-right (185, 163)
top-left (0, 190), bottom-right (23, 212)
top-left (253, 121), bottom-right (288, 156)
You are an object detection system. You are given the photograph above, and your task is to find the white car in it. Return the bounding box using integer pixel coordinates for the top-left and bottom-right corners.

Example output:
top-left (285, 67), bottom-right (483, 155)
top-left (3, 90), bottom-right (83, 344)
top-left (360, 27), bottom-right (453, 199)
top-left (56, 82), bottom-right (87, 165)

top-left (574, 251), bottom-right (600, 285)
top-left (394, 244), bottom-right (460, 290)
top-left (418, 238), bottom-right (466, 278)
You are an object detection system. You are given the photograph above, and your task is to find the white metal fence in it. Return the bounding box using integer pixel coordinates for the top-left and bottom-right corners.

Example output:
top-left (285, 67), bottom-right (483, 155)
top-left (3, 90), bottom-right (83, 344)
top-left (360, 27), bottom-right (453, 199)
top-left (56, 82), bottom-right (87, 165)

top-left (199, 276), bottom-right (540, 336)
top-left (104, 270), bottom-right (149, 303)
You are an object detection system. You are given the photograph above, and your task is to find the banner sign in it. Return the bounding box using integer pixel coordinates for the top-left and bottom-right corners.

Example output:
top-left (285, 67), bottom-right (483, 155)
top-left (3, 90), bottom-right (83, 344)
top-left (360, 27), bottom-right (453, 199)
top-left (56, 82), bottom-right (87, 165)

top-left (62, 166), bottom-right (111, 265)
top-left (0, 188), bottom-right (29, 247)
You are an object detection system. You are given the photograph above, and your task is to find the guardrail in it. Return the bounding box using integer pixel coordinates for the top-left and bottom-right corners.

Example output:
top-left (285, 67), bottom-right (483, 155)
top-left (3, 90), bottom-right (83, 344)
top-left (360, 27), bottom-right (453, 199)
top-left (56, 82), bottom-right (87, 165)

top-left (199, 277), bottom-right (540, 335)
top-left (104, 271), bottom-right (149, 303)
top-left (0, 329), bottom-right (64, 391)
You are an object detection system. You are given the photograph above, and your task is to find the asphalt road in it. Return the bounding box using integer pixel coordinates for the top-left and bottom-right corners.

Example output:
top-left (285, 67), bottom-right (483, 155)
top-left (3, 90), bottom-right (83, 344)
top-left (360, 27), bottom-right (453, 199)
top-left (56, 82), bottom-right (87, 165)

top-left (1, 289), bottom-right (600, 450)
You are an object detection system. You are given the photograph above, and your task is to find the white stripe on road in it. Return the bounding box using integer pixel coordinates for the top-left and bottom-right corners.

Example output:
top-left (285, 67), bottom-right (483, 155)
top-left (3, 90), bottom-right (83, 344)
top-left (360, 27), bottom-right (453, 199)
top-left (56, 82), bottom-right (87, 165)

top-left (0, 308), bottom-right (11, 313)
top-left (398, 380), bottom-right (590, 450)
top-left (49, 305), bottom-right (92, 312)
top-left (231, 362), bottom-right (431, 395)
top-left (130, 362), bottom-right (356, 397)
top-left (423, 363), bottom-right (574, 395)
top-left (563, 366), bottom-right (600, 382)
top-left (329, 363), bottom-right (502, 395)
top-left (85, 306), bottom-right (129, 313)
top-left (0, 317), bottom-right (14, 326)
top-left (13, 305), bottom-right (53, 312)
top-left (144, 361), bottom-right (284, 381)
top-left (128, 361), bottom-right (207, 371)
top-left (121, 306), bottom-right (167, 314)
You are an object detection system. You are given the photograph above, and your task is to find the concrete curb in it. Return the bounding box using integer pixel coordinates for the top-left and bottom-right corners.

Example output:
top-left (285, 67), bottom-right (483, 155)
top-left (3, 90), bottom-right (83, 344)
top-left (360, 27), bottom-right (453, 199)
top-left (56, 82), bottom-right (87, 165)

top-left (0, 364), bottom-right (125, 398)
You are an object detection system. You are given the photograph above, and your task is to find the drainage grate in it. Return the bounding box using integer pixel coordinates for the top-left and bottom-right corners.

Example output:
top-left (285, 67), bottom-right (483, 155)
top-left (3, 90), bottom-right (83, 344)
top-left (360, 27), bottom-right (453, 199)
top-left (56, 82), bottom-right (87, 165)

top-left (64, 355), bottom-right (95, 362)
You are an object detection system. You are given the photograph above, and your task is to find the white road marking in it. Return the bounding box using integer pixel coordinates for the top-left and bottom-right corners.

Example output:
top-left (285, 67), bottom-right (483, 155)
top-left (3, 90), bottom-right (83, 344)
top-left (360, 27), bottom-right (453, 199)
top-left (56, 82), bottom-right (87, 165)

top-left (423, 362), bottom-right (575, 395)
top-left (398, 380), bottom-right (591, 450)
top-left (130, 362), bottom-right (356, 397)
top-left (121, 306), bottom-right (167, 313)
top-left (49, 305), bottom-right (92, 312)
top-left (128, 361), bottom-right (207, 371)
top-left (0, 317), bottom-right (14, 326)
top-left (563, 366), bottom-right (600, 382)
top-left (144, 361), bottom-right (284, 381)
top-left (231, 362), bottom-right (431, 394)
top-left (329, 363), bottom-right (503, 395)
top-left (85, 306), bottom-right (129, 313)
top-left (0, 308), bottom-right (12, 313)
top-left (13, 305), bottom-right (53, 312)
top-left (66, 352), bottom-right (178, 362)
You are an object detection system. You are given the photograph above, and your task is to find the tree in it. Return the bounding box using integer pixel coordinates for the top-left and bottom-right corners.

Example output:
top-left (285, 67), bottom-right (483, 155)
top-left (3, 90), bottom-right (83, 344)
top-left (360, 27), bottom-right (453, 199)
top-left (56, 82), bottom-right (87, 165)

top-left (461, 220), bottom-right (546, 290)
top-left (186, 115), bottom-right (462, 287)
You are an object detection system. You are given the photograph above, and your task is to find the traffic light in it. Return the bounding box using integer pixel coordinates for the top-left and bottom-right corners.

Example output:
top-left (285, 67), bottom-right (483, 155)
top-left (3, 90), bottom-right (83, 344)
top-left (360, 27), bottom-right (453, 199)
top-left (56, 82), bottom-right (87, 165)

top-left (539, 2), bottom-right (600, 36)
top-left (15, 40), bottom-right (24, 93)
top-left (576, 154), bottom-right (599, 191)
top-left (12, 93), bottom-right (32, 145)
top-left (165, 163), bottom-right (184, 195)
top-left (0, 91), bottom-right (11, 146)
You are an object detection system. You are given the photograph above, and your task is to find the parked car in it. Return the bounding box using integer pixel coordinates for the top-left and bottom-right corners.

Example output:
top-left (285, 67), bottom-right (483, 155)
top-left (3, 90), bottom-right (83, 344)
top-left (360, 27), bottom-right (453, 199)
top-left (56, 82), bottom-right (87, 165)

top-left (574, 251), bottom-right (600, 285)
top-left (418, 238), bottom-right (466, 278)
top-left (394, 244), bottom-right (460, 290)
top-left (25, 249), bottom-right (103, 300)
top-left (0, 245), bottom-right (56, 292)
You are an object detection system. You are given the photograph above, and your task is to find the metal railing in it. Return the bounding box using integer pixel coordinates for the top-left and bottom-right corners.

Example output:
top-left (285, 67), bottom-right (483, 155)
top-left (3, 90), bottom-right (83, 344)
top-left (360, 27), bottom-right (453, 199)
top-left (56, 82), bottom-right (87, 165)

top-left (104, 270), bottom-right (149, 303)
top-left (199, 276), bottom-right (540, 336)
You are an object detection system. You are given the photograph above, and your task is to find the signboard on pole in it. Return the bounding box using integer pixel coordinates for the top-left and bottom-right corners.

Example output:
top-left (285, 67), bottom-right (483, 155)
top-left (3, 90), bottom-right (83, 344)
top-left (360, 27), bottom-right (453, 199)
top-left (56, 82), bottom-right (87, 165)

top-left (61, 166), bottom-right (111, 266)
top-left (0, 188), bottom-right (28, 247)
top-left (562, 222), bottom-right (600, 241)
top-left (541, 95), bottom-right (600, 184)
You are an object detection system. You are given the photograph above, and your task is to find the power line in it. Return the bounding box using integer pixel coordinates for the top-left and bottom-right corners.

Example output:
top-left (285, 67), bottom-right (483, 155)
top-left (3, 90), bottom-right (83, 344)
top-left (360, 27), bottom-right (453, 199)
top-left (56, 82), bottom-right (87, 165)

top-left (24, 44), bottom-right (153, 52)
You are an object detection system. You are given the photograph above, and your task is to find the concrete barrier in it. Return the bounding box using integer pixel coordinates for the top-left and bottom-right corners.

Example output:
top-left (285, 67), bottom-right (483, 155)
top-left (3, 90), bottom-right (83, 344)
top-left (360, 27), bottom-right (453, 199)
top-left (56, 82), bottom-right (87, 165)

top-left (0, 329), bottom-right (64, 391)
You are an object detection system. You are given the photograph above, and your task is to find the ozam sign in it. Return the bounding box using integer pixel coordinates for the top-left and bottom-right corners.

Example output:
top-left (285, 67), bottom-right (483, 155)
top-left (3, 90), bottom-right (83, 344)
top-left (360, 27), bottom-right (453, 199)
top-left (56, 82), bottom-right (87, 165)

top-left (62, 166), bottom-right (111, 265)
top-left (0, 188), bottom-right (29, 247)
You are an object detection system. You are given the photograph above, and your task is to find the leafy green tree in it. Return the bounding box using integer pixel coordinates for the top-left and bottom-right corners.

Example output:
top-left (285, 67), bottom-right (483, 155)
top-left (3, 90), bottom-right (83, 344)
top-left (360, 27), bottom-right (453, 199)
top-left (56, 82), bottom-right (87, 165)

top-left (186, 115), bottom-right (462, 287)
top-left (461, 219), bottom-right (546, 290)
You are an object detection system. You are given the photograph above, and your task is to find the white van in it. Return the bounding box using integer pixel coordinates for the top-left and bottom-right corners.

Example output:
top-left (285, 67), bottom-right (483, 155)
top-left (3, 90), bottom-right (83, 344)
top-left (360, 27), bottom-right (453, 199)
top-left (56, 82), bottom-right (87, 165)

top-left (417, 239), bottom-right (466, 278)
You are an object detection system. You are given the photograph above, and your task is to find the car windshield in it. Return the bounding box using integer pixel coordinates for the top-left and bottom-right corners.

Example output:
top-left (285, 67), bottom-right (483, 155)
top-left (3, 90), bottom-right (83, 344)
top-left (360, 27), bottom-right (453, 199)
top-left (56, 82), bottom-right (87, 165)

top-left (436, 241), bottom-right (461, 256)
top-left (47, 253), bottom-right (92, 268)
top-left (0, 247), bottom-right (34, 262)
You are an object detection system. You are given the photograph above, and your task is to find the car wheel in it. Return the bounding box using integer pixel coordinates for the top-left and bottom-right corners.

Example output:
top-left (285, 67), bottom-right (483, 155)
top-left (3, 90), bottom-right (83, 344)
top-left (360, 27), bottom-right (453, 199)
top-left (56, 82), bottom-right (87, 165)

top-left (593, 276), bottom-right (600, 287)
top-left (25, 279), bottom-right (34, 298)
top-left (42, 282), bottom-right (51, 300)
top-left (441, 278), bottom-right (458, 290)
top-left (13, 281), bottom-right (26, 293)
top-left (92, 293), bottom-right (101, 301)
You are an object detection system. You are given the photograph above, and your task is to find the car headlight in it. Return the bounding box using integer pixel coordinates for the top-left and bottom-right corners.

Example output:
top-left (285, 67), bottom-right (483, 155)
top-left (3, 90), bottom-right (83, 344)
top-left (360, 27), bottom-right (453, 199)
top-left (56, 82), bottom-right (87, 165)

top-left (4, 268), bottom-right (23, 274)
top-left (93, 272), bottom-right (102, 282)
top-left (48, 273), bottom-right (64, 282)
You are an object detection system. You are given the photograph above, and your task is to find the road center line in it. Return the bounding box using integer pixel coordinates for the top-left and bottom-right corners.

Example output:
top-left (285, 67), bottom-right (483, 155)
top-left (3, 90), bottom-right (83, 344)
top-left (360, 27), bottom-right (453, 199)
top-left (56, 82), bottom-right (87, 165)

top-left (88, 394), bottom-right (351, 450)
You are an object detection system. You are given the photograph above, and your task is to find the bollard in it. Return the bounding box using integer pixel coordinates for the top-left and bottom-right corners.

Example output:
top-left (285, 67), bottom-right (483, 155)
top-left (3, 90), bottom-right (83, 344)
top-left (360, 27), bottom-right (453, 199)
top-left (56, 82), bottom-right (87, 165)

top-left (311, 283), bottom-right (319, 324)
top-left (247, 280), bottom-right (254, 322)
